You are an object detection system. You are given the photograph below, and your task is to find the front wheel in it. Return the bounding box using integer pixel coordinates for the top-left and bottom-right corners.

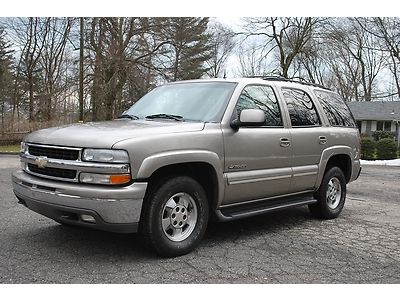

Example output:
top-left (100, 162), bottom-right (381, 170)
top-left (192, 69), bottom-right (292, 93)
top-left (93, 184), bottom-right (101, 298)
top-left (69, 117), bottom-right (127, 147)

top-left (309, 167), bottom-right (346, 219)
top-left (142, 176), bottom-right (209, 257)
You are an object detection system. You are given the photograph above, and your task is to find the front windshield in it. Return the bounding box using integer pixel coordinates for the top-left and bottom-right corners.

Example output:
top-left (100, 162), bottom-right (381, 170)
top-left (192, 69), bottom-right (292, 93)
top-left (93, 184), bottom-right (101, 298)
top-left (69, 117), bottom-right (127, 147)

top-left (124, 81), bottom-right (237, 122)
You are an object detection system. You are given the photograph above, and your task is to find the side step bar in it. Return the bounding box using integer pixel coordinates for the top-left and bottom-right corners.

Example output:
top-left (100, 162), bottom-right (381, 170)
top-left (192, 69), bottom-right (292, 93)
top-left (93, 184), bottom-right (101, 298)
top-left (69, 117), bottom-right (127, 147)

top-left (215, 193), bottom-right (317, 221)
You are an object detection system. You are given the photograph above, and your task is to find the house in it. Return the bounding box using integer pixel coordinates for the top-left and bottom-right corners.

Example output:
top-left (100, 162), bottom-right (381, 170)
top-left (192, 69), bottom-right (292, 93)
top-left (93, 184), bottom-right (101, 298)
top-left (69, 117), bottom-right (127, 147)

top-left (347, 101), bottom-right (400, 140)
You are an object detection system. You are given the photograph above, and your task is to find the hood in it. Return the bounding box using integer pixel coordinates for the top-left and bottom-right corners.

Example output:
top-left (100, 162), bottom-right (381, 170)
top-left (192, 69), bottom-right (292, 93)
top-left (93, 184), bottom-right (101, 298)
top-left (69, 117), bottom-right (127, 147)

top-left (24, 119), bottom-right (205, 148)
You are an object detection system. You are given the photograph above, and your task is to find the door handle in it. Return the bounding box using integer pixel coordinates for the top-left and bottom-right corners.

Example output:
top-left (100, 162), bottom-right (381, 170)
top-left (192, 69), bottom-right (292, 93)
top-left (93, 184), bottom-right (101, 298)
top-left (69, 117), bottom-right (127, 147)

top-left (319, 136), bottom-right (327, 145)
top-left (280, 138), bottom-right (291, 147)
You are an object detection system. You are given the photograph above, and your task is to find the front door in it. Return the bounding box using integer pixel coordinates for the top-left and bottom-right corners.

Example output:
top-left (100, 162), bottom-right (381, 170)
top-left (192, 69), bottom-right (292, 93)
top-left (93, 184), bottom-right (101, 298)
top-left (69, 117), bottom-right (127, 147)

top-left (222, 84), bottom-right (292, 205)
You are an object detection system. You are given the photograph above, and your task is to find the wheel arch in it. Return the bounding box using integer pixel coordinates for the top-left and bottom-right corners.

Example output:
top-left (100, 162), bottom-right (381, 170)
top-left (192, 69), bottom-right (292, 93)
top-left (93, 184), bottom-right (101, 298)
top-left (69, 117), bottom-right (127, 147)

top-left (137, 150), bottom-right (224, 211)
top-left (316, 146), bottom-right (353, 188)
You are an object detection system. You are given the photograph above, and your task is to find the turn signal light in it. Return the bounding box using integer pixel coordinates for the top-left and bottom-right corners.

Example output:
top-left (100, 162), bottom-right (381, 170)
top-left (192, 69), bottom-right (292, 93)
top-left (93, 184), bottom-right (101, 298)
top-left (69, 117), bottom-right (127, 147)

top-left (109, 174), bottom-right (131, 185)
top-left (79, 173), bottom-right (131, 185)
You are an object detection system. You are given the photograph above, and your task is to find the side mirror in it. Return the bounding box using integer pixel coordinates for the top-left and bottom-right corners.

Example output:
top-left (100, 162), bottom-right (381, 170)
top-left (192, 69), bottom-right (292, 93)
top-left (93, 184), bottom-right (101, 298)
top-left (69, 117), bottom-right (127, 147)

top-left (231, 109), bottom-right (266, 129)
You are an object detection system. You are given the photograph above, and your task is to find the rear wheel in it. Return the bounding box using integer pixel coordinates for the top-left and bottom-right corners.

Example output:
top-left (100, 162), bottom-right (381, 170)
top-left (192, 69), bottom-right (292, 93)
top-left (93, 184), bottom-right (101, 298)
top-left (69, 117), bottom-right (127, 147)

top-left (309, 167), bottom-right (346, 219)
top-left (142, 176), bottom-right (209, 257)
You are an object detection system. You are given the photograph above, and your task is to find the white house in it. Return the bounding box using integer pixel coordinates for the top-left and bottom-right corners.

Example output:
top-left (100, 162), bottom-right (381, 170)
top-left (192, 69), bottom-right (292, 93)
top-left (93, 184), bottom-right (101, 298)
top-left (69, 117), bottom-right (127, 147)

top-left (347, 101), bottom-right (400, 141)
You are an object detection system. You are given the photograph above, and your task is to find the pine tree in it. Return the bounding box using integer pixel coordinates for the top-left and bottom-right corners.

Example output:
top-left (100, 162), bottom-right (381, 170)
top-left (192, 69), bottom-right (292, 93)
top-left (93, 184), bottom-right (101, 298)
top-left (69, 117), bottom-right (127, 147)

top-left (158, 18), bottom-right (213, 81)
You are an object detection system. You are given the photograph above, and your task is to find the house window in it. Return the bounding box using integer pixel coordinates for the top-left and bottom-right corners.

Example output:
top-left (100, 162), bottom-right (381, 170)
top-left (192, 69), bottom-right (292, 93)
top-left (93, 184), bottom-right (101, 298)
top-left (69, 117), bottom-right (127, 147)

top-left (377, 121), bottom-right (392, 131)
top-left (356, 121), bottom-right (362, 132)
top-left (384, 121), bottom-right (391, 131)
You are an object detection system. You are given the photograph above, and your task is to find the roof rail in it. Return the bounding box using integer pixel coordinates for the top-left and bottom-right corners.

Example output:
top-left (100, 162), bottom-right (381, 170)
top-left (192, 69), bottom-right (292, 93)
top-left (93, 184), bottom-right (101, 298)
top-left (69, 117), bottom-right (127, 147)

top-left (247, 75), bottom-right (331, 91)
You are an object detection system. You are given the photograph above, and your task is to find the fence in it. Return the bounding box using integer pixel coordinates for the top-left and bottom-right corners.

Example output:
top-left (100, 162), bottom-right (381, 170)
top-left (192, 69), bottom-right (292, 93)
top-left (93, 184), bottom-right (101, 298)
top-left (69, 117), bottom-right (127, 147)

top-left (0, 131), bottom-right (31, 146)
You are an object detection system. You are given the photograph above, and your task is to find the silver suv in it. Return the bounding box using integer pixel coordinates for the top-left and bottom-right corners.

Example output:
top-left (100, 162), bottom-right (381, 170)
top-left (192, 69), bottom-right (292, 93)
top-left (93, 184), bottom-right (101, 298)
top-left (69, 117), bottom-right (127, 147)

top-left (12, 77), bottom-right (361, 257)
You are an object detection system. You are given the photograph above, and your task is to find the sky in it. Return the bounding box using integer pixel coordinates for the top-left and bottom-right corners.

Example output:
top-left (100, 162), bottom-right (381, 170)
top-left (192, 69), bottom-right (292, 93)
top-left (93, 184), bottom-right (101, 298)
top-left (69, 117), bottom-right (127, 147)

top-left (2, 1), bottom-right (400, 96)
top-left (1, 0), bottom-right (400, 17)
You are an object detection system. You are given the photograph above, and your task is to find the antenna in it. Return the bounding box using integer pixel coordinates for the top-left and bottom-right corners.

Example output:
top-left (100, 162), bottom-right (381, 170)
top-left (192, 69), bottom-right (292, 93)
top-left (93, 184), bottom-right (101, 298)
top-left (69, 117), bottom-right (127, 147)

top-left (223, 70), bottom-right (226, 79)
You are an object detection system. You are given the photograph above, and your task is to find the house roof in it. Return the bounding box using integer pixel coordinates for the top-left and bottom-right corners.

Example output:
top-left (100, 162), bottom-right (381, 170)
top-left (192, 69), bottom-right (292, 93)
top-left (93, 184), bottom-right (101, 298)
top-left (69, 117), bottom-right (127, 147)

top-left (347, 101), bottom-right (400, 121)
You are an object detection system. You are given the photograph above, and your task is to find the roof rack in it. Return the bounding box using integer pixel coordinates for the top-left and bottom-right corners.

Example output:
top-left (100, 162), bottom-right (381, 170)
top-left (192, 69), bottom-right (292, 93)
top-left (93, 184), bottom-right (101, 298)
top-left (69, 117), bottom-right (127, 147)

top-left (247, 75), bottom-right (331, 91)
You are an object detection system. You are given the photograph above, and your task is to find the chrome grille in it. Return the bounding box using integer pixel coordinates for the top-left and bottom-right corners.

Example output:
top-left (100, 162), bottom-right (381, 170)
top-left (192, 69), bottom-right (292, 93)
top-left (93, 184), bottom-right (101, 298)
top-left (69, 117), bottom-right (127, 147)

top-left (28, 163), bottom-right (77, 179)
top-left (21, 143), bottom-right (130, 183)
top-left (28, 145), bottom-right (79, 160)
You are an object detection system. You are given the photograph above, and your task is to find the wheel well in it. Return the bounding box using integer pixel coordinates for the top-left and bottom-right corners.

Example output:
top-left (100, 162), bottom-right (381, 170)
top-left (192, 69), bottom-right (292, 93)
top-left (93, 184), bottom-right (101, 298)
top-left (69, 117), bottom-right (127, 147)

top-left (325, 154), bottom-right (352, 183)
top-left (146, 162), bottom-right (219, 210)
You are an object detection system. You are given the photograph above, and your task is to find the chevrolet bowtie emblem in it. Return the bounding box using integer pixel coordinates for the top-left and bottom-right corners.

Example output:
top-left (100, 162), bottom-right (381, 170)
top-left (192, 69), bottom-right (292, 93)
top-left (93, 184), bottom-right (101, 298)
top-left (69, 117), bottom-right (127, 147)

top-left (35, 157), bottom-right (48, 169)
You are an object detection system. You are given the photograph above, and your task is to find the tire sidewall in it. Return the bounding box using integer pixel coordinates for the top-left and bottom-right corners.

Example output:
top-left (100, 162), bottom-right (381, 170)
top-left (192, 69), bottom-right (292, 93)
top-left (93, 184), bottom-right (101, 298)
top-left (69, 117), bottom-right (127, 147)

top-left (318, 167), bottom-right (346, 218)
top-left (146, 176), bottom-right (209, 257)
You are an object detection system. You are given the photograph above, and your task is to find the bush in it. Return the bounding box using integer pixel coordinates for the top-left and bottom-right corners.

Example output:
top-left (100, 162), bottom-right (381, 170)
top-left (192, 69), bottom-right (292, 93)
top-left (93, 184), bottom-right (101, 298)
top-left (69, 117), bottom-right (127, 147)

top-left (361, 137), bottom-right (376, 160)
top-left (376, 138), bottom-right (398, 160)
top-left (372, 130), bottom-right (395, 141)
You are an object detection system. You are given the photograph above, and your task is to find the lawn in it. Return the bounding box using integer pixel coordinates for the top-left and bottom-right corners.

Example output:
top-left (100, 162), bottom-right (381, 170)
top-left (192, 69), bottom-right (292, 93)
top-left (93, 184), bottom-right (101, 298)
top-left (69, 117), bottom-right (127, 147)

top-left (0, 144), bottom-right (20, 153)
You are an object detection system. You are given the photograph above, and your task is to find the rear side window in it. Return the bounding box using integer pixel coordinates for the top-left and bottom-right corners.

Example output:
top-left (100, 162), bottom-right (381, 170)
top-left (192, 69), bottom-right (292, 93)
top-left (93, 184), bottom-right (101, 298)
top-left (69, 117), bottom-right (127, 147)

top-left (235, 85), bottom-right (283, 126)
top-left (282, 88), bottom-right (320, 127)
top-left (315, 90), bottom-right (356, 127)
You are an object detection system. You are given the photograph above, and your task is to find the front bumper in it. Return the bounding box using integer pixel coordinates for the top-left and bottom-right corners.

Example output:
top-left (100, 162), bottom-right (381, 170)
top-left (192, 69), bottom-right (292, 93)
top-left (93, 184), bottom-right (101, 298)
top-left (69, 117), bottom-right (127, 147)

top-left (12, 170), bottom-right (147, 233)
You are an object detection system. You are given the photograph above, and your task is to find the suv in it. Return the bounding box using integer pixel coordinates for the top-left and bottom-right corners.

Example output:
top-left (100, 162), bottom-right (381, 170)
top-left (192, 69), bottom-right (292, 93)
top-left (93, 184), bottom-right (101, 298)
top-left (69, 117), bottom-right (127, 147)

top-left (12, 77), bottom-right (361, 257)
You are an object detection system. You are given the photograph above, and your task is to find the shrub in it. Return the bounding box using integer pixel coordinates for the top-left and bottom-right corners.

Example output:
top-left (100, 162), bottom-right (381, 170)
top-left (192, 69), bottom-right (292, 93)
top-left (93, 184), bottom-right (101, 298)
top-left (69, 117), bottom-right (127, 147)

top-left (372, 130), bottom-right (395, 141)
top-left (376, 138), bottom-right (397, 160)
top-left (361, 137), bottom-right (376, 160)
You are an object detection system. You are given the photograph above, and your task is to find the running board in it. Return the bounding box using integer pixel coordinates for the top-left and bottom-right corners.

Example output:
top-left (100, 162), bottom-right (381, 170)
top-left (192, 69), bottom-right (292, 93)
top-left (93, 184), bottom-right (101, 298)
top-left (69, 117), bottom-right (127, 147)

top-left (215, 193), bottom-right (317, 221)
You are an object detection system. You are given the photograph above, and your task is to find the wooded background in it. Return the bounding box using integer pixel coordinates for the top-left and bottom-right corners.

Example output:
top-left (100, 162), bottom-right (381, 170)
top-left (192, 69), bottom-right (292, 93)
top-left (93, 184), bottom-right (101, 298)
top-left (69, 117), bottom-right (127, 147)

top-left (0, 17), bottom-right (399, 138)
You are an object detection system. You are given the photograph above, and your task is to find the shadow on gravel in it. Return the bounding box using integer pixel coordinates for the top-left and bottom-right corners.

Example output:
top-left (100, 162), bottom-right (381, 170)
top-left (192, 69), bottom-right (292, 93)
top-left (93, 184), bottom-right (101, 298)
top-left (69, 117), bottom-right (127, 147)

top-left (20, 206), bottom-right (314, 259)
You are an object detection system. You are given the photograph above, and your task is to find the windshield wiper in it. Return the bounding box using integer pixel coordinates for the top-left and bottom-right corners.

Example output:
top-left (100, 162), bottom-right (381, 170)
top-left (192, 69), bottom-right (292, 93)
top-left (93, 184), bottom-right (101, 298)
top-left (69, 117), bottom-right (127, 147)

top-left (117, 114), bottom-right (139, 120)
top-left (145, 113), bottom-right (184, 121)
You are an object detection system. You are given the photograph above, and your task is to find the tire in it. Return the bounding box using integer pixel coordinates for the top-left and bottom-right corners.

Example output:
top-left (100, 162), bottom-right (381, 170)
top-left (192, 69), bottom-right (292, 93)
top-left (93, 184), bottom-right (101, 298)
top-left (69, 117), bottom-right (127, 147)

top-left (141, 176), bottom-right (209, 257)
top-left (309, 166), bottom-right (346, 219)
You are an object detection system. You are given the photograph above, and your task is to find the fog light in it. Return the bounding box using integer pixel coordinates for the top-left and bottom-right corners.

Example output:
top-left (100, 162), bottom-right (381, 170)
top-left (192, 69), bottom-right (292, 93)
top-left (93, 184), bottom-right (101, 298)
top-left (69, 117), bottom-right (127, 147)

top-left (81, 214), bottom-right (96, 223)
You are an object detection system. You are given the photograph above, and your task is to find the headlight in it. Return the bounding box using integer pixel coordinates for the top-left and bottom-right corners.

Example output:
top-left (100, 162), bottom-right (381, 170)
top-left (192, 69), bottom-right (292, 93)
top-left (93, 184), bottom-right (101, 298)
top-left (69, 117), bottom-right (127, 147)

top-left (79, 173), bottom-right (131, 185)
top-left (20, 142), bottom-right (27, 154)
top-left (82, 149), bottom-right (129, 163)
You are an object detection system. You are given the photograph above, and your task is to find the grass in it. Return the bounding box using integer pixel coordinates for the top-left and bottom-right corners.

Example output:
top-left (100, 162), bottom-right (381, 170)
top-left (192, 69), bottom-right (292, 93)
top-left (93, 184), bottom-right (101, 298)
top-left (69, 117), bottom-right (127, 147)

top-left (0, 144), bottom-right (20, 153)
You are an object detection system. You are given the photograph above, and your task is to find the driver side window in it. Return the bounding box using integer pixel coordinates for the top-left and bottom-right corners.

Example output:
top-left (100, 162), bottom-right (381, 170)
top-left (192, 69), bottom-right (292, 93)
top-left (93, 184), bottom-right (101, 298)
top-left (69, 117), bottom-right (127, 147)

top-left (235, 85), bottom-right (283, 127)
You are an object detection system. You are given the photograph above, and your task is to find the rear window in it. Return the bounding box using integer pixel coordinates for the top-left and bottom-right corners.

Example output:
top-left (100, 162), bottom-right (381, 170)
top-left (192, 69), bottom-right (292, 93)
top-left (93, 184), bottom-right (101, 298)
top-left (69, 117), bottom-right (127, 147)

top-left (315, 90), bottom-right (356, 127)
top-left (282, 88), bottom-right (321, 127)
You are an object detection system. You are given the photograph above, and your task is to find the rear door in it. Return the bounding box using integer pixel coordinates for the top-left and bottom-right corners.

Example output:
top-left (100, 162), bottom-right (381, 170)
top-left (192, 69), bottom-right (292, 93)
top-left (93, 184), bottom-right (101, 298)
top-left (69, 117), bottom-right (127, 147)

top-left (280, 87), bottom-right (328, 193)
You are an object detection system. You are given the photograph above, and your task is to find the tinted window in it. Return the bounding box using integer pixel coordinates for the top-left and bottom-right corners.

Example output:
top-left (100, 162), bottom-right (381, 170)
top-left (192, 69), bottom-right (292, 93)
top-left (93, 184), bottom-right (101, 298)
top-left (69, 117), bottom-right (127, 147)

top-left (282, 88), bottom-right (320, 126)
top-left (315, 90), bottom-right (356, 127)
top-left (235, 85), bottom-right (282, 126)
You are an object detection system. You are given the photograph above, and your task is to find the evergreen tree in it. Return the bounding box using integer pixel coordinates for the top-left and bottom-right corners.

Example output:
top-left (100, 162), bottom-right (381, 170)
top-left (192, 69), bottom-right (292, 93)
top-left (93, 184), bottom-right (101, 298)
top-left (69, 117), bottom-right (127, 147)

top-left (157, 17), bottom-right (213, 81)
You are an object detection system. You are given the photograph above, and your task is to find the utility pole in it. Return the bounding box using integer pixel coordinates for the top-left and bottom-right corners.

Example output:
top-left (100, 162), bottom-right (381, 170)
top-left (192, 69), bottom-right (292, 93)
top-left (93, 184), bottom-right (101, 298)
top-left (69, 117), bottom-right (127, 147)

top-left (79, 17), bottom-right (84, 122)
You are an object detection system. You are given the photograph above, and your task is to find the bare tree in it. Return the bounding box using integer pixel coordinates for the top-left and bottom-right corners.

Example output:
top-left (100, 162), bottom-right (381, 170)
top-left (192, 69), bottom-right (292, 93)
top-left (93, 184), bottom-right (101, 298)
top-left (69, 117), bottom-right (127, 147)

top-left (356, 17), bottom-right (400, 98)
top-left (37, 18), bottom-right (72, 121)
top-left (327, 19), bottom-right (385, 101)
top-left (17, 18), bottom-right (48, 122)
top-left (86, 18), bottom-right (173, 120)
top-left (0, 26), bottom-right (14, 133)
top-left (235, 43), bottom-right (273, 77)
top-left (242, 17), bottom-right (321, 78)
top-left (206, 22), bottom-right (235, 78)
